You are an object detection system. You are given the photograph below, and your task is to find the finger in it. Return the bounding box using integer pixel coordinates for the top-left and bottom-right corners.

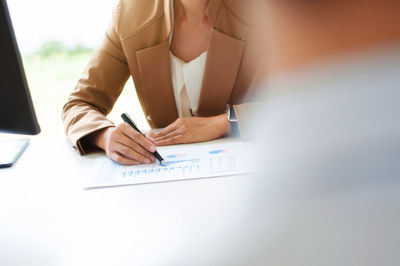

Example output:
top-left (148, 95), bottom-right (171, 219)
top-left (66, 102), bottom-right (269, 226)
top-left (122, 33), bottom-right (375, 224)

top-left (144, 132), bottom-right (156, 144)
top-left (155, 135), bottom-right (184, 146)
top-left (146, 131), bottom-right (157, 138)
top-left (154, 127), bottom-right (185, 141)
top-left (154, 120), bottom-right (180, 137)
top-left (110, 152), bottom-right (140, 166)
top-left (113, 142), bottom-right (153, 164)
top-left (121, 124), bottom-right (157, 152)
top-left (116, 133), bottom-right (156, 162)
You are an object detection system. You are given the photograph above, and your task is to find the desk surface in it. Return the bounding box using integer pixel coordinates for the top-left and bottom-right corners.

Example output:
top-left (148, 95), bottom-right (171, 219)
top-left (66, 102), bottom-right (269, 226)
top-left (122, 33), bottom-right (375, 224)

top-left (0, 138), bottom-right (252, 266)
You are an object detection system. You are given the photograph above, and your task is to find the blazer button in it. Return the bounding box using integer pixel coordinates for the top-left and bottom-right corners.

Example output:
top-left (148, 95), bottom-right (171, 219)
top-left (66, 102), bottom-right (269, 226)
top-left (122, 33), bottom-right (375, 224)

top-left (147, 115), bottom-right (152, 121)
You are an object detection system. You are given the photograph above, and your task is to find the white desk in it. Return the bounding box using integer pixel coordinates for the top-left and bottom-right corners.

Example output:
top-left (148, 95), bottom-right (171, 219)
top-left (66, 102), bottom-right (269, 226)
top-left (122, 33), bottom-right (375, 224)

top-left (0, 138), bottom-right (252, 266)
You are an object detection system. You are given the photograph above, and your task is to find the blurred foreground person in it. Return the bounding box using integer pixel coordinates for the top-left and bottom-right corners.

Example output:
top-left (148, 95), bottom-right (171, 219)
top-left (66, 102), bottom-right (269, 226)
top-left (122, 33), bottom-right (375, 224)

top-left (241, 1), bottom-right (400, 265)
top-left (166, 1), bottom-right (400, 265)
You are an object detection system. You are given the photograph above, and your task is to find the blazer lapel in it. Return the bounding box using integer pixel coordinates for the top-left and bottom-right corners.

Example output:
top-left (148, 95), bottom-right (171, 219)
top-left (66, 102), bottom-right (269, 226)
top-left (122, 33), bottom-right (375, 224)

top-left (136, 40), bottom-right (178, 128)
top-left (197, 28), bottom-right (245, 117)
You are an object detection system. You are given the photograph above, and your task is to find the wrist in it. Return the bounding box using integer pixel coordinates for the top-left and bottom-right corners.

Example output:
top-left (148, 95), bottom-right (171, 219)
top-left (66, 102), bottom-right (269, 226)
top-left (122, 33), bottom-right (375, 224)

top-left (90, 127), bottom-right (113, 150)
top-left (217, 114), bottom-right (231, 135)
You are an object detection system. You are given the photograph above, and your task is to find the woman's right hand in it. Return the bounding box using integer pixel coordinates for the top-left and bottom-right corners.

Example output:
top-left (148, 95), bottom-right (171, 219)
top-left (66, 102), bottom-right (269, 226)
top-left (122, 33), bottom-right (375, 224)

top-left (90, 123), bottom-right (157, 165)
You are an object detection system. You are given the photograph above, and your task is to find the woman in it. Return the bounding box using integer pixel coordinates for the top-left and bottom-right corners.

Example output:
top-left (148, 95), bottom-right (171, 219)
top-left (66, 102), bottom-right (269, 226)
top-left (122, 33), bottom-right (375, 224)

top-left (63, 0), bottom-right (260, 165)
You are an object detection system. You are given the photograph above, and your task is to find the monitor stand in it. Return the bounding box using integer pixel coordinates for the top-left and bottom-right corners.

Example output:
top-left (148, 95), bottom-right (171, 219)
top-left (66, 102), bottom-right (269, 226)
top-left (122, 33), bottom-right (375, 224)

top-left (0, 138), bottom-right (30, 168)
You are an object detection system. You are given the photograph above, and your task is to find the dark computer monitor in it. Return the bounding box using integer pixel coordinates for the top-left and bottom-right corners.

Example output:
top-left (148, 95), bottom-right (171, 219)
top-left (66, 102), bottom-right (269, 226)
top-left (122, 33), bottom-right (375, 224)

top-left (0, 0), bottom-right (40, 167)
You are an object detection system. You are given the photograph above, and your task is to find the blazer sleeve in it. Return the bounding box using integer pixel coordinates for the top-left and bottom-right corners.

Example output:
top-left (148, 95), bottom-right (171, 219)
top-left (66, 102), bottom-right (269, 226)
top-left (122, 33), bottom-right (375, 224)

top-left (62, 2), bottom-right (130, 155)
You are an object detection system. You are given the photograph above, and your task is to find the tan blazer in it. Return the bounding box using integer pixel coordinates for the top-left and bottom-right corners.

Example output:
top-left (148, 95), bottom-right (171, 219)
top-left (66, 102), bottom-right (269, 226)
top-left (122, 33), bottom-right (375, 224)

top-left (63, 0), bottom-right (261, 154)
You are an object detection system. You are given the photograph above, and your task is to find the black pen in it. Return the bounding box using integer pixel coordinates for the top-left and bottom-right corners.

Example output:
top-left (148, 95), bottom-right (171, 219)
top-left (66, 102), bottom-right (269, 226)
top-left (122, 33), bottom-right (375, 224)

top-left (121, 113), bottom-right (167, 166)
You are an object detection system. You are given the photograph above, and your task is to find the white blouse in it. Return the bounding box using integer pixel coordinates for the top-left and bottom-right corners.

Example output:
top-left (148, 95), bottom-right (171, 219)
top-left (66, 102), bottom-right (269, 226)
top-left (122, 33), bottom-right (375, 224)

top-left (169, 0), bottom-right (207, 117)
top-left (169, 51), bottom-right (207, 117)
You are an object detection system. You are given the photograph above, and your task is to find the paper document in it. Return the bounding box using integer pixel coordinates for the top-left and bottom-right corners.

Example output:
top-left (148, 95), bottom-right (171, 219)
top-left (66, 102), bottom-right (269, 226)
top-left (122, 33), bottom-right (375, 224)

top-left (86, 141), bottom-right (254, 188)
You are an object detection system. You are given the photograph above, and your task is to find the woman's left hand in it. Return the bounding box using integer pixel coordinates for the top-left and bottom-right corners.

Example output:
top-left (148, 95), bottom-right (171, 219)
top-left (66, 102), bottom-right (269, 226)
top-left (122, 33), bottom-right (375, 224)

top-left (146, 114), bottom-right (231, 146)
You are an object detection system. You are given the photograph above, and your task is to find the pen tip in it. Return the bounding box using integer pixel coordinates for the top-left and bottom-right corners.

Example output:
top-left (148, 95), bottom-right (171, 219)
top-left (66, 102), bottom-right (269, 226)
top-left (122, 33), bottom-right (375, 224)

top-left (161, 160), bottom-right (167, 166)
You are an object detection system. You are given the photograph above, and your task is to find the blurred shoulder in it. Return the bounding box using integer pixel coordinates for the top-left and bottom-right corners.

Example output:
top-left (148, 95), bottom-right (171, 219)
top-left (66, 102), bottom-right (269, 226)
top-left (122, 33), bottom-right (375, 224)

top-left (111, 0), bottom-right (165, 39)
top-left (222, 0), bottom-right (254, 26)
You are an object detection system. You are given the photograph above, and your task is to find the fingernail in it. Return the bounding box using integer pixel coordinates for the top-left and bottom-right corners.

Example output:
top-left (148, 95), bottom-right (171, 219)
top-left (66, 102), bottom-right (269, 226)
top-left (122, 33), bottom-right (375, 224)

top-left (150, 146), bottom-right (156, 152)
top-left (144, 159), bottom-right (151, 164)
top-left (151, 155), bottom-right (156, 161)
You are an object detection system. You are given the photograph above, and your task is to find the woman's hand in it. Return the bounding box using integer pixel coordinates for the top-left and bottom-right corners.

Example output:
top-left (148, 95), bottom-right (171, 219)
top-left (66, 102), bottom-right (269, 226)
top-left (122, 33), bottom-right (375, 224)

top-left (91, 123), bottom-right (157, 165)
top-left (147, 114), bottom-right (231, 146)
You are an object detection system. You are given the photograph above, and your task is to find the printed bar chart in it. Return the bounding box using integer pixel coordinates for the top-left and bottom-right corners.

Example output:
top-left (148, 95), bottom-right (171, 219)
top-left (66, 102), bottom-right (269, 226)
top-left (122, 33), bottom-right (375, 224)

top-left (87, 141), bottom-right (254, 188)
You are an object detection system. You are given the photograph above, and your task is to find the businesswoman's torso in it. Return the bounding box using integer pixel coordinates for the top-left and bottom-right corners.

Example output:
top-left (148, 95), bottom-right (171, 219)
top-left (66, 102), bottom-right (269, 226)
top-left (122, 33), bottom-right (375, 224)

top-left (63, 0), bottom-right (260, 154)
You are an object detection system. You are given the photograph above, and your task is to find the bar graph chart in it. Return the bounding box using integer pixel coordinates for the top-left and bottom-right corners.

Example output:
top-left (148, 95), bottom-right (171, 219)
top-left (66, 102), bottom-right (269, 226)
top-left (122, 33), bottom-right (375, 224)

top-left (88, 141), bottom-right (253, 188)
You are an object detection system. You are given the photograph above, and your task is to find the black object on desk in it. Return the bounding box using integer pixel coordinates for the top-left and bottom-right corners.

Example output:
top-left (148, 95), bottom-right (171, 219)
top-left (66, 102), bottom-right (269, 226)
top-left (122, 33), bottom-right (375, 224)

top-left (0, 0), bottom-right (40, 168)
top-left (121, 113), bottom-right (166, 166)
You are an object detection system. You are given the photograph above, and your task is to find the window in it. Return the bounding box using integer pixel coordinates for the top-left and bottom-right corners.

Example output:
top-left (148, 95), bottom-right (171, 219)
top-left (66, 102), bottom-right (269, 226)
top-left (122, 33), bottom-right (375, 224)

top-left (7, 0), bottom-right (149, 139)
